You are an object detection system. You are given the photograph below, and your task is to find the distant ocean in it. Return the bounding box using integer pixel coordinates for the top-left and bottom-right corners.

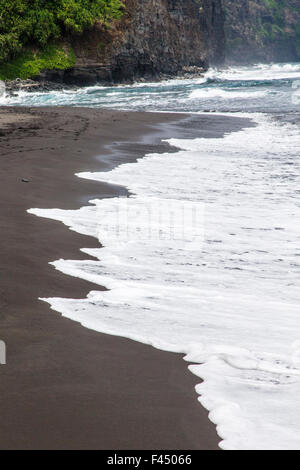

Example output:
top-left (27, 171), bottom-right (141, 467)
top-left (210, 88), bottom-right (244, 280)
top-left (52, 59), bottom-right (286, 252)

top-left (7, 63), bottom-right (300, 449)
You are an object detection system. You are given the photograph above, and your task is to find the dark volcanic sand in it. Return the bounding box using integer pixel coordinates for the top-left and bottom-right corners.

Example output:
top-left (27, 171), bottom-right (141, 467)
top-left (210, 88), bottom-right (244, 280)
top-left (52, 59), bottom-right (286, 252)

top-left (0, 107), bottom-right (252, 450)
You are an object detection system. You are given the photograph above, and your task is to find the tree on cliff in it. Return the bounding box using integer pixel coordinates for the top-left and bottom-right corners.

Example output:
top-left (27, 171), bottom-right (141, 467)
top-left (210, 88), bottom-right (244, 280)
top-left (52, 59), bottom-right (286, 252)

top-left (0, 0), bottom-right (124, 63)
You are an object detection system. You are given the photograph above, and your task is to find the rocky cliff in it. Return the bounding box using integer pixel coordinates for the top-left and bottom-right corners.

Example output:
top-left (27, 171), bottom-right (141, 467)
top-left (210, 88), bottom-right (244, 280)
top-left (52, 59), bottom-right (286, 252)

top-left (3, 0), bottom-right (300, 87)
top-left (40, 0), bottom-right (225, 85)
top-left (224, 0), bottom-right (300, 63)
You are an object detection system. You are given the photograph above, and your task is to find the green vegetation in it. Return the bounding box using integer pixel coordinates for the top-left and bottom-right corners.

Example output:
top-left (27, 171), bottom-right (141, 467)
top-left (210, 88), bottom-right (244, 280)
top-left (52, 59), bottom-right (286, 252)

top-left (258, 0), bottom-right (286, 40)
top-left (0, 0), bottom-right (124, 79)
top-left (0, 44), bottom-right (75, 80)
top-left (246, 0), bottom-right (299, 54)
top-left (224, 0), bottom-right (300, 60)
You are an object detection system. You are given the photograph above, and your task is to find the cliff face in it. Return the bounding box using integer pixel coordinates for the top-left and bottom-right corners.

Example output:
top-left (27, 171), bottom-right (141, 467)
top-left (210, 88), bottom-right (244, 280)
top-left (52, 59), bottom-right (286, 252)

top-left (224, 0), bottom-right (300, 63)
top-left (5, 1), bottom-right (300, 85)
top-left (38, 0), bottom-right (300, 86)
top-left (42, 0), bottom-right (225, 85)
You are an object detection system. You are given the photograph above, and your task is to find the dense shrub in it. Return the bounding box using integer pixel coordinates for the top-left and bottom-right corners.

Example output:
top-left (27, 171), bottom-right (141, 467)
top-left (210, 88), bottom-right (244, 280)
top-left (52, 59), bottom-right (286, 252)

top-left (0, 44), bottom-right (76, 80)
top-left (0, 0), bottom-right (124, 63)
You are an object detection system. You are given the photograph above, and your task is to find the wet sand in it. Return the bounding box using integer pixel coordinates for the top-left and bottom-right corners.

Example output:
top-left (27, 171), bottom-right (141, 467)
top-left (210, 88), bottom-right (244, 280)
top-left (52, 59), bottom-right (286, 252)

top-left (0, 107), bottom-right (251, 450)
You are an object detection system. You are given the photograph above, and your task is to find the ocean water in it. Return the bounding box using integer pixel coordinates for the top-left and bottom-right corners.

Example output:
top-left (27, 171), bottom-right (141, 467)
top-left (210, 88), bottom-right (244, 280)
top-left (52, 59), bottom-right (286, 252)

top-left (2, 62), bottom-right (300, 113)
top-left (8, 63), bottom-right (300, 449)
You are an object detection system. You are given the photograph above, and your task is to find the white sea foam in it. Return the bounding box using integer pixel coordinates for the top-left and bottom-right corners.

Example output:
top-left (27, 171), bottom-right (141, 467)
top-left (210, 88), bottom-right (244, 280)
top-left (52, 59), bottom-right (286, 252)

top-left (28, 113), bottom-right (300, 450)
top-left (0, 81), bottom-right (7, 104)
top-left (189, 88), bottom-right (267, 100)
top-left (0, 81), bottom-right (5, 97)
top-left (206, 63), bottom-right (300, 82)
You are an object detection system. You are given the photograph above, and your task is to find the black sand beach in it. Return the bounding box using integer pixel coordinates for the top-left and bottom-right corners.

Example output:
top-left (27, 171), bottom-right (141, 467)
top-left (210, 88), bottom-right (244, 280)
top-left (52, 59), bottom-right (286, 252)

top-left (0, 107), bottom-right (251, 450)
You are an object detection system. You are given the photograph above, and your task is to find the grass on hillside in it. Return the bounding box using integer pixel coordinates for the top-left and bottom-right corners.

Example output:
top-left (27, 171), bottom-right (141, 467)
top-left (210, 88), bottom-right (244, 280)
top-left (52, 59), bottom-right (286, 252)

top-left (0, 44), bottom-right (76, 81)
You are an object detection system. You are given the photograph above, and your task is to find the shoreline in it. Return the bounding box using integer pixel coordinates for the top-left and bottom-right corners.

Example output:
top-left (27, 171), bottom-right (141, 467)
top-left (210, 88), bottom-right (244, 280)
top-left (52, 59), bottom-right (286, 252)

top-left (4, 66), bottom-right (207, 96)
top-left (0, 106), bottom-right (252, 450)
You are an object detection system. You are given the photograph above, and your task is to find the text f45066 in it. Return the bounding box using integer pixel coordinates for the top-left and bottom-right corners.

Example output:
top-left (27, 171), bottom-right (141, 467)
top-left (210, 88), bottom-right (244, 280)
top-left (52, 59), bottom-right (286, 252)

top-left (0, 340), bottom-right (6, 365)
